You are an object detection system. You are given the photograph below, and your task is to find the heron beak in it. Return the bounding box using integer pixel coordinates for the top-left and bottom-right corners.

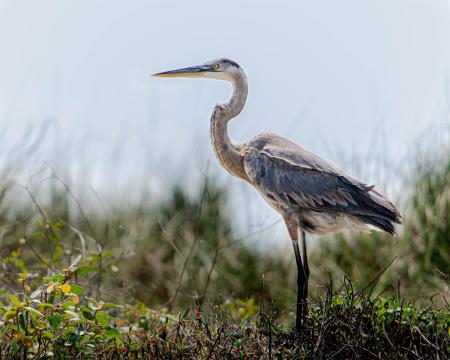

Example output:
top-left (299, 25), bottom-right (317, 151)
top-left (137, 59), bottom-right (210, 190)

top-left (152, 65), bottom-right (206, 78)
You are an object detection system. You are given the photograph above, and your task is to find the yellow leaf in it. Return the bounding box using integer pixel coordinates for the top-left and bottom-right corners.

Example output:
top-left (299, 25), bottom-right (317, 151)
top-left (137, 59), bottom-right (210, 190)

top-left (60, 284), bottom-right (71, 294)
top-left (73, 295), bottom-right (80, 304)
top-left (24, 285), bottom-right (31, 292)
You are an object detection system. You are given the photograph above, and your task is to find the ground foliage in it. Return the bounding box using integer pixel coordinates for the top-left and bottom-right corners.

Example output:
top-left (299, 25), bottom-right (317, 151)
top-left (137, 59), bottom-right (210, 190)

top-left (0, 258), bottom-right (448, 359)
top-left (0, 216), bottom-right (448, 359)
top-left (0, 130), bottom-right (449, 358)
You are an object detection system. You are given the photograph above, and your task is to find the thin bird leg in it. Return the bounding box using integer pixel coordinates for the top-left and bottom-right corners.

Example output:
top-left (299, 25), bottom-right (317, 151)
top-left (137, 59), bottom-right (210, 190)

top-left (300, 230), bottom-right (309, 313)
top-left (284, 216), bottom-right (307, 331)
top-left (292, 238), bottom-right (307, 330)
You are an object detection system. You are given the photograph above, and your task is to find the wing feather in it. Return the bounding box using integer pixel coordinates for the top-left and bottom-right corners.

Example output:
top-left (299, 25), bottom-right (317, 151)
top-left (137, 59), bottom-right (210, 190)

top-left (242, 141), bottom-right (401, 227)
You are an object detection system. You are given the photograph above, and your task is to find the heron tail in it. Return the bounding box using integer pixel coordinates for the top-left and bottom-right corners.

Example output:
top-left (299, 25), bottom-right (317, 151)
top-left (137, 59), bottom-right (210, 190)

top-left (358, 189), bottom-right (402, 235)
top-left (362, 215), bottom-right (398, 235)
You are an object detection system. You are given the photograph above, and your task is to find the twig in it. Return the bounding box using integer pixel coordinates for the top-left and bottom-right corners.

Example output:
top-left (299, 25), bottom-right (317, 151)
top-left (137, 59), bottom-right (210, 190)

top-left (199, 243), bottom-right (220, 306)
top-left (328, 344), bottom-right (349, 359)
top-left (166, 180), bottom-right (208, 309)
top-left (24, 186), bottom-right (59, 266)
top-left (355, 257), bottom-right (397, 300)
top-left (69, 225), bottom-right (87, 258)
top-left (382, 323), bottom-right (396, 350)
top-left (206, 326), bottom-right (223, 360)
top-left (25, 240), bottom-right (51, 268)
top-left (0, 214), bottom-right (31, 232)
top-left (412, 326), bottom-right (440, 351)
top-left (49, 171), bottom-right (95, 235)
top-left (312, 321), bottom-right (330, 358)
top-left (219, 219), bottom-right (282, 251)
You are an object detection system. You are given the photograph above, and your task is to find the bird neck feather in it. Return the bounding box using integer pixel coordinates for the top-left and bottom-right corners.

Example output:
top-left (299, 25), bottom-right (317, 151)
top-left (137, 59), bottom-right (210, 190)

top-left (209, 70), bottom-right (249, 181)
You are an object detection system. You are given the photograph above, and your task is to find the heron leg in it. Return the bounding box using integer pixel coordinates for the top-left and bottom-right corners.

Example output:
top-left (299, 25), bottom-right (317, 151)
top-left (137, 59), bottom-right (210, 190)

top-left (292, 238), bottom-right (308, 330)
top-left (300, 231), bottom-right (309, 311)
top-left (285, 216), bottom-right (307, 331)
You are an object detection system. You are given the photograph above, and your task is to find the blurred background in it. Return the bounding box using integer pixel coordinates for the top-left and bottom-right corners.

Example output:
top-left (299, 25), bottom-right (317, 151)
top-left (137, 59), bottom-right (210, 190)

top-left (0, 0), bottom-right (449, 310)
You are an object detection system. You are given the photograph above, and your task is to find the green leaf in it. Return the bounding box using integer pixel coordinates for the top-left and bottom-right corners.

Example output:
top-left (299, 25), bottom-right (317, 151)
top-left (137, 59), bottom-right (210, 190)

top-left (30, 289), bottom-right (41, 299)
top-left (81, 307), bottom-right (94, 320)
top-left (9, 295), bottom-right (21, 307)
top-left (69, 284), bottom-right (85, 295)
top-left (51, 274), bottom-right (65, 282)
top-left (35, 220), bottom-right (45, 228)
top-left (74, 265), bottom-right (96, 276)
top-left (24, 306), bottom-right (43, 318)
top-left (68, 333), bottom-right (80, 344)
top-left (42, 331), bottom-right (54, 340)
top-left (36, 303), bottom-right (54, 309)
top-left (18, 273), bottom-right (31, 280)
top-left (3, 310), bottom-right (17, 320)
top-left (62, 300), bottom-right (75, 309)
top-left (104, 303), bottom-right (122, 309)
top-left (64, 310), bottom-right (79, 320)
top-left (33, 320), bottom-right (47, 330)
top-left (9, 338), bottom-right (18, 353)
top-left (48, 293), bottom-right (55, 304)
top-left (53, 246), bottom-right (64, 261)
top-left (48, 314), bottom-right (62, 330)
top-left (34, 231), bottom-right (44, 240)
top-left (95, 311), bottom-right (109, 326)
top-left (105, 327), bottom-right (120, 337)
top-left (51, 221), bottom-right (64, 230)
top-left (18, 313), bottom-right (26, 330)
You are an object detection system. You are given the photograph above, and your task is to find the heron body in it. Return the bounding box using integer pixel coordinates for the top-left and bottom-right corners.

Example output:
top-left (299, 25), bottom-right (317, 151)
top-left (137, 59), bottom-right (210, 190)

top-left (242, 133), bottom-right (400, 235)
top-left (153, 58), bottom-right (402, 331)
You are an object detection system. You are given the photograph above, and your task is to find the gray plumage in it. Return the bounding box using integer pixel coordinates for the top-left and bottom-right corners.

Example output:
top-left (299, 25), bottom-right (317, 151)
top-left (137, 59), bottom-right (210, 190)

top-left (242, 132), bottom-right (401, 235)
top-left (153, 57), bottom-right (402, 331)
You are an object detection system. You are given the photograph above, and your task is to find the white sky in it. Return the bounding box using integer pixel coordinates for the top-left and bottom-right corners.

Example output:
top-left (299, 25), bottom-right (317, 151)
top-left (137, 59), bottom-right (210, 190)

top-left (0, 0), bottom-right (449, 244)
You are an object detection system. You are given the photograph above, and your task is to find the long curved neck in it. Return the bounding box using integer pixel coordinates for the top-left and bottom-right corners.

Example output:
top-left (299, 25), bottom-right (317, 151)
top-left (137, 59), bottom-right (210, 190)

top-left (210, 70), bottom-right (249, 181)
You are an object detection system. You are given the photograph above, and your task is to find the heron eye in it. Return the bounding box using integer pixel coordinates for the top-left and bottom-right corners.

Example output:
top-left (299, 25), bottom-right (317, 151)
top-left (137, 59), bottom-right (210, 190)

top-left (212, 63), bottom-right (219, 70)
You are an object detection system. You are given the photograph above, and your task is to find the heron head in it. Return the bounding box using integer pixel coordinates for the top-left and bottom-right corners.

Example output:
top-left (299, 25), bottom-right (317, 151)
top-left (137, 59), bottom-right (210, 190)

top-left (152, 58), bottom-right (242, 81)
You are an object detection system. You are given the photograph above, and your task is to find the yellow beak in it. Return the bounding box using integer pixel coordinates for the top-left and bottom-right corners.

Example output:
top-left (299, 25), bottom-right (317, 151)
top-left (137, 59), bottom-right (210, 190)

top-left (152, 65), bottom-right (206, 78)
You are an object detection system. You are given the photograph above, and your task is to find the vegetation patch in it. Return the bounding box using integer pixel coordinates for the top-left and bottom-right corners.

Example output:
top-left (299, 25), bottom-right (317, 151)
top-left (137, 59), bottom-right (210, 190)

top-left (0, 133), bottom-right (448, 358)
top-left (0, 261), bottom-right (448, 359)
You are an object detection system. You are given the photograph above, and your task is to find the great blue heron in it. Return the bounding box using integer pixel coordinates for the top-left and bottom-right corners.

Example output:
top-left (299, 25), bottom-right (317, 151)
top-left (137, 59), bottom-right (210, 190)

top-left (153, 58), bottom-right (402, 331)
